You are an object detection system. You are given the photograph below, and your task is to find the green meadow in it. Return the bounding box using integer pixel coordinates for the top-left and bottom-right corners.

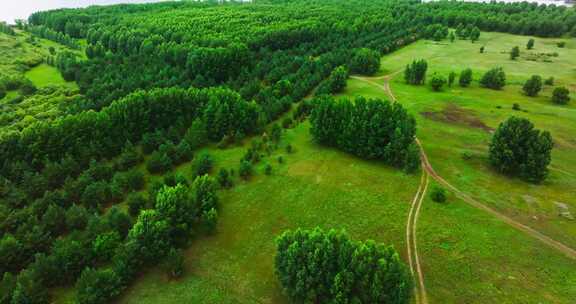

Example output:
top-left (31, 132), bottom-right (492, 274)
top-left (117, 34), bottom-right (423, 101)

top-left (98, 31), bottom-right (576, 304)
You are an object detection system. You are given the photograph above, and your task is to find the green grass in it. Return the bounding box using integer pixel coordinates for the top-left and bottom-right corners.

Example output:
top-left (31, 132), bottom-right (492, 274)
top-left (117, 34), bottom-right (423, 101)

top-left (25, 63), bottom-right (77, 88)
top-left (116, 121), bottom-right (420, 304)
top-left (53, 31), bottom-right (576, 303)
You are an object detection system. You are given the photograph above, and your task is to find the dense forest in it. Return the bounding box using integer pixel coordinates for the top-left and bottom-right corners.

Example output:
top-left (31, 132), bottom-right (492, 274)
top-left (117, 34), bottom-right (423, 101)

top-left (1, 0), bottom-right (575, 303)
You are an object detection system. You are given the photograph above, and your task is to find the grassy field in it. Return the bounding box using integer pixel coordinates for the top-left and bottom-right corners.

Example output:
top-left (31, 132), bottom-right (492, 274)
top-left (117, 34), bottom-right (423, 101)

top-left (25, 63), bottom-right (77, 88)
top-left (49, 31), bottom-right (576, 303)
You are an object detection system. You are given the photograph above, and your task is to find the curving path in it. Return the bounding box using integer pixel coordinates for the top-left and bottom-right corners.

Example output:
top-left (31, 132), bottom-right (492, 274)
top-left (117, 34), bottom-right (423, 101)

top-left (351, 72), bottom-right (576, 301)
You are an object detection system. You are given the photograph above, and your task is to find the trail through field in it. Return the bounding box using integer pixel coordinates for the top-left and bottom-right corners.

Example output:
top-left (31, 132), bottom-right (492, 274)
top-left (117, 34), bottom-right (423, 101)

top-left (406, 167), bottom-right (430, 304)
top-left (352, 73), bottom-right (576, 264)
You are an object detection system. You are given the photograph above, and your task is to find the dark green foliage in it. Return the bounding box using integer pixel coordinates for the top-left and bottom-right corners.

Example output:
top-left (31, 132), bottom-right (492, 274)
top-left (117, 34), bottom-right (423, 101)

top-left (404, 59), bottom-right (428, 85)
top-left (0, 22), bottom-right (15, 35)
top-left (116, 142), bottom-right (143, 171)
top-left (544, 77), bottom-right (554, 86)
top-left (92, 231), bottom-right (121, 262)
top-left (0, 234), bottom-right (25, 275)
top-left (430, 186), bottom-right (447, 203)
top-left (469, 27), bottom-right (481, 43)
top-left (459, 68), bottom-right (472, 87)
top-left (551, 87), bottom-right (570, 105)
top-left (349, 48), bottom-right (380, 75)
top-left (11, 269), bottom-right (49, 304)
top-left (480, 67), bottom-right (506, 90)
top-left (191, 152), bottom-right (213, 177)
top-left (522, 75), bottom-right (542, 97)
top-left (184, 118), bottom-right (208, 149)
top-left (489, 117), bottom-right (553, 183)
top-left (51, 237), bottom-right (93, 284)
top-left (264, 164), bottom-right (273, 176)
top-left (217, 168), bottom-right (233, 189)
top-left (526, 38), bottom-right (535, 50)
top-left (147, 152), bottom-right (172, 174)
top-left (512, 103), bottom-right (521, 111)
top-left (317, 65), bottom-right (349, 95)
top-left (65, 205), bottom-right (90, 231)
top-left (480, 46), bottom-right (485, 53)
top-left (449, 31), bottom-right (455, 42)
top-left (75, 268), bottom-right (122, 304)
top-left (429, 74), bottom-right (447, 92)
top-left (19, 79), bottom-right (37, 96)
top-left (557, 41), bottom-right (565, 48)
top-left (275, 228), bottom-right (413, 304)
top-left (127, 193), bottom-right (148, 217)
top-left (448, 71), bottom-right (456, 87)
top-left (423, 24), bottom-right (449, 41)
top-left (201, 208), bottom-right (218, 233)
top-left (105, 207), bottom-right (132, 238)
top-left (510, 46), bottom-right (520, 60)
top-left (239, 160), bottom-right (253, 180)
top-left (310, 96), bottom-right (419, 172)
top-left (163, 248), bottom-right (184, 278)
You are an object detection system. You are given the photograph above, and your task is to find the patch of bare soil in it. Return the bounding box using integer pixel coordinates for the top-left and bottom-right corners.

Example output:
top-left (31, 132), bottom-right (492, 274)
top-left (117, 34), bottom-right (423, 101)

top-left (421, 103), bottom-right (493, 132)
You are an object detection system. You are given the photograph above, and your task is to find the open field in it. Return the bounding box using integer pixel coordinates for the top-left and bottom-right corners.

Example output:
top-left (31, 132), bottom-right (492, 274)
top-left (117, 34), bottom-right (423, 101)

top-left (62, 31), bottom-right (576, 304)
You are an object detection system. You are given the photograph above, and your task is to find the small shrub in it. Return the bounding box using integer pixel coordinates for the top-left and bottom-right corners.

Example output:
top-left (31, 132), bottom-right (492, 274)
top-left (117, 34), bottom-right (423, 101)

top-left (557, 41), bottom-right (565, 48)
top-left (552, 87), bottom-right (570, 105)
top-left (191, 152), bottom-right (213, 177)
top-left (430, 186), bottom-right (447, 203)
top-left (264, 164), bottom-right (272, 175)
top-left (239, 160), bottom-right (253, 180)
top-left (163, 248), bottom-right (184, 279)
top-left (512, 103), bottom-right (521, 111)
top-left (544, 77), bottom-right (554, 86)
top-left (286, 144), bottom-right (293, 154)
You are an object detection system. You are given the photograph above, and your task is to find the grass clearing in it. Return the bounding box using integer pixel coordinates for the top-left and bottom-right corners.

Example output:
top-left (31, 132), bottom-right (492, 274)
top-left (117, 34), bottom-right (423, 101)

top-left (25, 63), bottom-right (77, 88)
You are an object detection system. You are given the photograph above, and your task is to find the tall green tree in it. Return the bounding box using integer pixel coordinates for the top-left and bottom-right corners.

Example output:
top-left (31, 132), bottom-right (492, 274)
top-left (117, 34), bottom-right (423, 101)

top-left (522, 75), bottom-right (542, 97)
top-left (489, 117), bottom-right (553, 183)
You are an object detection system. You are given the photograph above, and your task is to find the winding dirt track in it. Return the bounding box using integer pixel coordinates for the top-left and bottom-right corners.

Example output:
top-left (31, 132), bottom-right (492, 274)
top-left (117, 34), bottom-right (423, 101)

top-left (406, 168), bottom-right (430, 304)
top-left (351, 72), bottom-right (576, 301)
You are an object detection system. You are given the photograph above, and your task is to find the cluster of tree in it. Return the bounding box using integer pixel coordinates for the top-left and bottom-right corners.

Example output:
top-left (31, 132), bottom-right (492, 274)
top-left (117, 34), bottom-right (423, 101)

top-left (480, 67), bottom-right (506, 90)
top-left (0, 22), bottom-right (15, 35)
top-left (27, 26), bottom-right (79, 49)
top-left (275, 228), bottom-right (413, 303)
top-left (455, 24), bottom-right (481, 42)
top-left (348, 48), bottom-right (381, 75)
top-left (404, 59), bottom-right (428, 85)
top-left (310, 96), bottom-right (420, 172)
top-left (489, 116), bottom-right (553, 183)
top-left (422, 24), bottom-right (449, 41)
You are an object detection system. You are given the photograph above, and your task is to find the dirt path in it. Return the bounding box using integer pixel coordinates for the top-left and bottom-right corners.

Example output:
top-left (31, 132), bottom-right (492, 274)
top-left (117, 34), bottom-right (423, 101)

top-left (352, 73), bottom-right (576, 263)
top-left (406, 169), bottom-right (430, 304)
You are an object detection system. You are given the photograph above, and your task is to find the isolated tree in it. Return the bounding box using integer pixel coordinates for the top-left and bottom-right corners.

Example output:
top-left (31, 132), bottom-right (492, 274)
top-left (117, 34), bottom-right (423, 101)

top-left (429, 74), bottom-right (447, 91)
top-left (480, 46), bottom-right (485, 53)
top-left (448, 71), bottom-right (456, 87)
top-left (522, 75), bottom-right (542, 97)
top-left (489, 116), bottom-right (553, 183)
top-left (526, 38), bottom-right (535, 50)
top-left (480, 67), bottom-right (506, 90)
top-left (449, 31), bottom-right (455, 42)
top-left (510, 46), bottom-right (520, 60)
top-left (459, 68), bottom-right (473, 87)
top-left (239, 160), bottom-right (253, 180)
top-left (191, 152), bottom-right (213, 177)
top-left (544, 77), bottom-right (554, 86)
top-left (551, 87), bottom-right (570, 105)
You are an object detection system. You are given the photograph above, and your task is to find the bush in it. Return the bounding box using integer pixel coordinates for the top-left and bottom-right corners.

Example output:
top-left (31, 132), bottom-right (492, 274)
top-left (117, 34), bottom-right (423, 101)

top-left (480, 67), bottom-right (506, 90)
top-left (147, 152), bottom-right (172, 174)
top-left (510, 46), bottom-right (520, 60)
top-left (459, 68), bottom-right (473, 87)
top-left (162, 248), bottom-right (184, 278)
top-left (512, 103), bottom-right (521, 111)
top-left (429, 74), bottom-right (447, 91)
top-left (522, 75), bottom-right (542, 97)
top-left (551, 87), bottom-right (570, 105)
top-left (127, 193), bottom-right (148, 217)
top-left (557, 41), bottom-right (566, 48)
top-left (65, 205), bottom-right (90, 231)
top-left (264, 164), bottom-right (272, 175)
top-left (544, 77), bottom-right (554, 86)
top-left (430, 186), bottom-right (447, 203)
top-left (217, 168), bottom-right (233, 188)
top-left (239, 160), bottom-right (253, 180)
top-left (191, 152), bottom-right (213, 177)
top-left (202, 208), bottom-right (218, 233)
top-left (75, 268), bottom-right (122, 304)
top-left (93, 231), bottom-right (121, 262)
